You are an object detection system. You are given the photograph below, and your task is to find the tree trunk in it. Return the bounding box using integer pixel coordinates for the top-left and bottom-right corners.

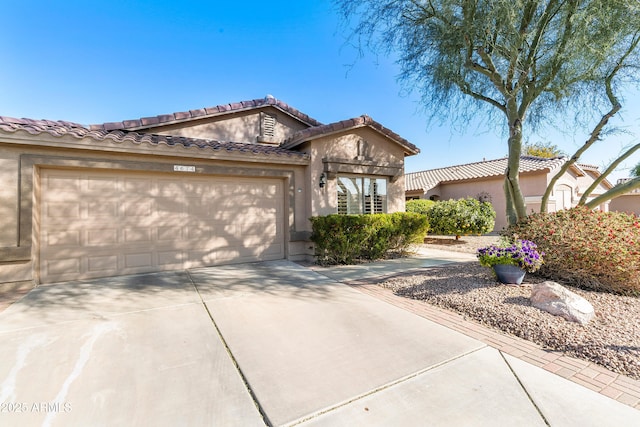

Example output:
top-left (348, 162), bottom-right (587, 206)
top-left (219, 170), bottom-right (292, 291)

top-left (504, 118), bottom-right (527, 225)
top-left (504, 179), bottom-right (518, 226)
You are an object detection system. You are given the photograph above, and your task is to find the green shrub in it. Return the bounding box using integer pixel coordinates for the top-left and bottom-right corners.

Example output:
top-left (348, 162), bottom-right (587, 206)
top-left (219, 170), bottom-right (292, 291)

top-left (427, 198), bottom-right (496, 238)
top-left (406, 199), bottom-right (436, 215)
top-left (309, 213), bottom-right (428, 265)
top-left (506, 207), bottom-right (640, 295)
top-left (387, 212), bottom-right (431, 251)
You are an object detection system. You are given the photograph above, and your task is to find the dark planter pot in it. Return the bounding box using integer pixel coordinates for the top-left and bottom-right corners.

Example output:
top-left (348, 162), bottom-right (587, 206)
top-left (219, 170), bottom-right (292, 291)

top-left (493, 264), bottom-right (526, 285)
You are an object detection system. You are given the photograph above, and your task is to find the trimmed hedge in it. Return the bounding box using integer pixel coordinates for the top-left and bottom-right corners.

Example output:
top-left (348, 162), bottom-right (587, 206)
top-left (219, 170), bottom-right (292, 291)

top-left (427, 198), bottom-right (496, 238)
top-left (310, 212), bottom-right (429, 265)
top-left (506, 207), bottom-right (640, 295)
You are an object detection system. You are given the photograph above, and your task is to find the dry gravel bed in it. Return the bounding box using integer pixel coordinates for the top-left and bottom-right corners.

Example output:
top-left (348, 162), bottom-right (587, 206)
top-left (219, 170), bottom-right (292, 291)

top-left (381, 236), bottom-right (640, 379)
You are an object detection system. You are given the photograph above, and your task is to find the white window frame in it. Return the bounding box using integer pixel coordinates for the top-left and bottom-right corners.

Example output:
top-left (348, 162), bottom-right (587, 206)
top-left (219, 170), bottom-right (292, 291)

top-left (337, 175), bottom-right (387, 215)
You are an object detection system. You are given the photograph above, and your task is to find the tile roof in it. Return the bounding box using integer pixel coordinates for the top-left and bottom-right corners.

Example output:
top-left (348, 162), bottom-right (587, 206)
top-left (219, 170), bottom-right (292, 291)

top-left (0, 116), bottom-right (308, 159)
top-left (89, 95), bottom-right (323, 131)
top-left (406, 156), bottom-right (569, 192)
top-left (281, 114), bottom-right (420, 155)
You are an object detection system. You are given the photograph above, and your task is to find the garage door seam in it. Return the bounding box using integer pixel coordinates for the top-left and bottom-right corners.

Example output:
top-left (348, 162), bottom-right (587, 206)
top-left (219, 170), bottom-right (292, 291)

top-left (185, 269), bottom-right (272, 427)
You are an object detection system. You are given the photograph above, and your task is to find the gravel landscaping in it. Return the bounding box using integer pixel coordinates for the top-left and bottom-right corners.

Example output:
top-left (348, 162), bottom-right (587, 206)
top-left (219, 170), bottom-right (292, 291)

top-left (380, 236), bottom-right (640, 380)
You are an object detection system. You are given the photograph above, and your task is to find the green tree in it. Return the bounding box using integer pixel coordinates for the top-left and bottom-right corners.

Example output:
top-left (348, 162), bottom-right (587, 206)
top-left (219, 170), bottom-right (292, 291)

top-left (633, 162), bottom-right (640, 177)
top-left (523, 142), bottom-right (564, 158)
top-left (406, 199), bottom-right (435, 215)
top-left (335, 0), bottom-right (640, 224)
top-left (426, 198), bottom-right (495, 239)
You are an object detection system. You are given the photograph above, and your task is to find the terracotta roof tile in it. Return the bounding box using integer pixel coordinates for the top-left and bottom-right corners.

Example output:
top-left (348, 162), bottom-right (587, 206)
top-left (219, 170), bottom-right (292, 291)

top-left (123, 119), bottom-right (142, 128)
top-left (173, 111), bottom-right (190, 120)
top-left (89, 96), bottom-right (323, 132)
top-left (141, 116), bottom-right (160, 126)
top-left (189, 108), bottom-right (207, 117)
top-left (282, 114), bottom-right (419, 155)
top-left (406, 156), bottom-right (576, 192)
top-left (102, 121), bottom-right (124, 131)
top-left (157, 114), bottom-right (175, 123)
top-left (0, 116), bottom-right (308, 160)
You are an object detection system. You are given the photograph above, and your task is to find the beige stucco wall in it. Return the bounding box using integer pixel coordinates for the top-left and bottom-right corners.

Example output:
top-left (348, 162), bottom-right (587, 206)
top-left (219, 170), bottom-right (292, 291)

top-left (0, 150), bottom-right (19, 247)
top-left (426, 176), bottom-right (508, 232)
top-left (544, 166), bottom-right (612, 212)
top-left (145, 107), bottom-right (308, 143)
top-left (610, 194), bottom-right (640, 216)
top-left (300, 128), bottom-right (408, 219)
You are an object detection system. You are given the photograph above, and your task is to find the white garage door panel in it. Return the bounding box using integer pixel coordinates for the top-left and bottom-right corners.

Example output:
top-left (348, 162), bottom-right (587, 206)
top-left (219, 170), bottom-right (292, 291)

top-left (40, 169), bottom-right (285, 283)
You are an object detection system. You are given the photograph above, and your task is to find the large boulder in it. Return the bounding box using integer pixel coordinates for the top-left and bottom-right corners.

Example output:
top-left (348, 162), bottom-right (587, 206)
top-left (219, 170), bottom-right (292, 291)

top-left (530, 281), bottom-right (595, 325)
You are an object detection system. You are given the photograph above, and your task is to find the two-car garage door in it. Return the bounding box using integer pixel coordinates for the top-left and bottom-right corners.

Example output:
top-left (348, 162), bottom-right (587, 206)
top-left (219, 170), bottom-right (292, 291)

top-left (39, 169), bottom-right (285, 284)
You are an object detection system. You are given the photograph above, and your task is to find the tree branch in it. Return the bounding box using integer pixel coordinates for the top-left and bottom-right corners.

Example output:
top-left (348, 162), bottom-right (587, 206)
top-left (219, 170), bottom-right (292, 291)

top-left (475, 47), bottom-right (509, 96)
top-left (539, 31), bottom-right (640, 211)
top-left (585, 177), bottom-right (640, 209)
top-left (459, 83), bottom-right (507, 113)
top-left (506, 1), bottom-right (537, 88)
top-left (540, 101), bottom-right (622, 211)
top-left (578, 142), bottom-right (640, 205)
top-left (527, 0), bottom-right (579, 104)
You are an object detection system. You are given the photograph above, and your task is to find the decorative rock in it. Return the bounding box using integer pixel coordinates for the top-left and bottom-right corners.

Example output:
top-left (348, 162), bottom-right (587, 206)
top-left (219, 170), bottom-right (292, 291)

top-left (530, 281), bottom-right (595, 325)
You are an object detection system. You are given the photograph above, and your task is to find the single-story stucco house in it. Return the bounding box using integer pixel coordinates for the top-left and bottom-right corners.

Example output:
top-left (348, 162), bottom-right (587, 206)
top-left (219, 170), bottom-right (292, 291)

top-left (609, 178), bottom-right (640, 216)
top-left (405, 156), bottom-right (613, 232)
top-left (0, 96), bottom-right (418, 284)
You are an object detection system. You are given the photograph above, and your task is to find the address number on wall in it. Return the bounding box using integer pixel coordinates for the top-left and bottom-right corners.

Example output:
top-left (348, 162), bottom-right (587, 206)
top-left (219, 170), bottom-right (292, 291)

top-left (173, 165), bottom-right (196, 172)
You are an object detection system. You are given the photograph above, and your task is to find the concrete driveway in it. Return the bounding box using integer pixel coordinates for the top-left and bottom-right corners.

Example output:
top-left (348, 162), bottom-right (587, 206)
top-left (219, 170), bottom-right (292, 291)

top-left (1, 260), bottom-right (639, 426)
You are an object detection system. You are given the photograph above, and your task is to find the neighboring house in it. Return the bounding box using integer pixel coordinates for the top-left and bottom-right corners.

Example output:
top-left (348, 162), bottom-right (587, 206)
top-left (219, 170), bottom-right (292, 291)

top-left (609, 178), bottom-right (640, 216)
top-left (0, 96), bottom-right (418, 284)
top-left (405, 156), bottom-right (613, 232)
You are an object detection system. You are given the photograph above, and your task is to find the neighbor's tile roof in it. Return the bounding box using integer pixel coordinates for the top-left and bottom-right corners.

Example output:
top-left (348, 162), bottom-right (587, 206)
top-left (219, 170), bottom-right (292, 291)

top-left (282, 114), bottom-right (420, 155)
top-left (406, 156), bottom-right (569, 192)
top-left (89, 96), bottom-right (323, 131)
top-left (617, 178), bottom-right (640, 193)
top-left (0, 116), bottom-right (309, 159)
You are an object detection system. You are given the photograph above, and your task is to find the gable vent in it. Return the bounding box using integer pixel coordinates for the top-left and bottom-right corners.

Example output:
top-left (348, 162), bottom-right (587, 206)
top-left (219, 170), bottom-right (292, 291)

top-left (258, 112), bottom-right (278, 144)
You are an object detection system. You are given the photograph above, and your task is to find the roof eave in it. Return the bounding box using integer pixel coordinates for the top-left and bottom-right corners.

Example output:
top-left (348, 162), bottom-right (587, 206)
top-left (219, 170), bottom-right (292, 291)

top-left (283, 122), bottom-right (420, 156)
top-left (0, 126), bottom-right (310, 165)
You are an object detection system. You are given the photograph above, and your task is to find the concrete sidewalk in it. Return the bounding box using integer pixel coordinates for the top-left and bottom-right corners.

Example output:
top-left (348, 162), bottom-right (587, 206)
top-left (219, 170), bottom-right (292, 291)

top-left (0, 256), bottom-right (639, 426)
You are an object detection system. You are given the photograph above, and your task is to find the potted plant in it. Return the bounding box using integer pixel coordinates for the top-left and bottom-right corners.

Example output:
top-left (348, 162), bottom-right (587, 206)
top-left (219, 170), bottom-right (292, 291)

top-left (476, 239), bottom-right (544, 285)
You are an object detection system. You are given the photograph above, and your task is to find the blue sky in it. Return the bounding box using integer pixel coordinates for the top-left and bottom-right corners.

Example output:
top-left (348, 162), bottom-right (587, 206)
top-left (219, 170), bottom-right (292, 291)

top-left (2, 0), bottom-right (639, 181)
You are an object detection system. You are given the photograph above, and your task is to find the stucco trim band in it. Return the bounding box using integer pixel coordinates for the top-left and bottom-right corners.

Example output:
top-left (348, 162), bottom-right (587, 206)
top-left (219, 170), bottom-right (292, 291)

top-left (322, 157), bottom-right (403, 182)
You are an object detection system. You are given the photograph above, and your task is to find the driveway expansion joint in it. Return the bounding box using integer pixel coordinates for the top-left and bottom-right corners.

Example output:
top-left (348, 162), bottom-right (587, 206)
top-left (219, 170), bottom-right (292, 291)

top-left (499, 350), bottom-right (551, 426)
top-left (186, 269), bottom-right (272, 427)
top-left (285, 346), bottom-right (488, 427)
